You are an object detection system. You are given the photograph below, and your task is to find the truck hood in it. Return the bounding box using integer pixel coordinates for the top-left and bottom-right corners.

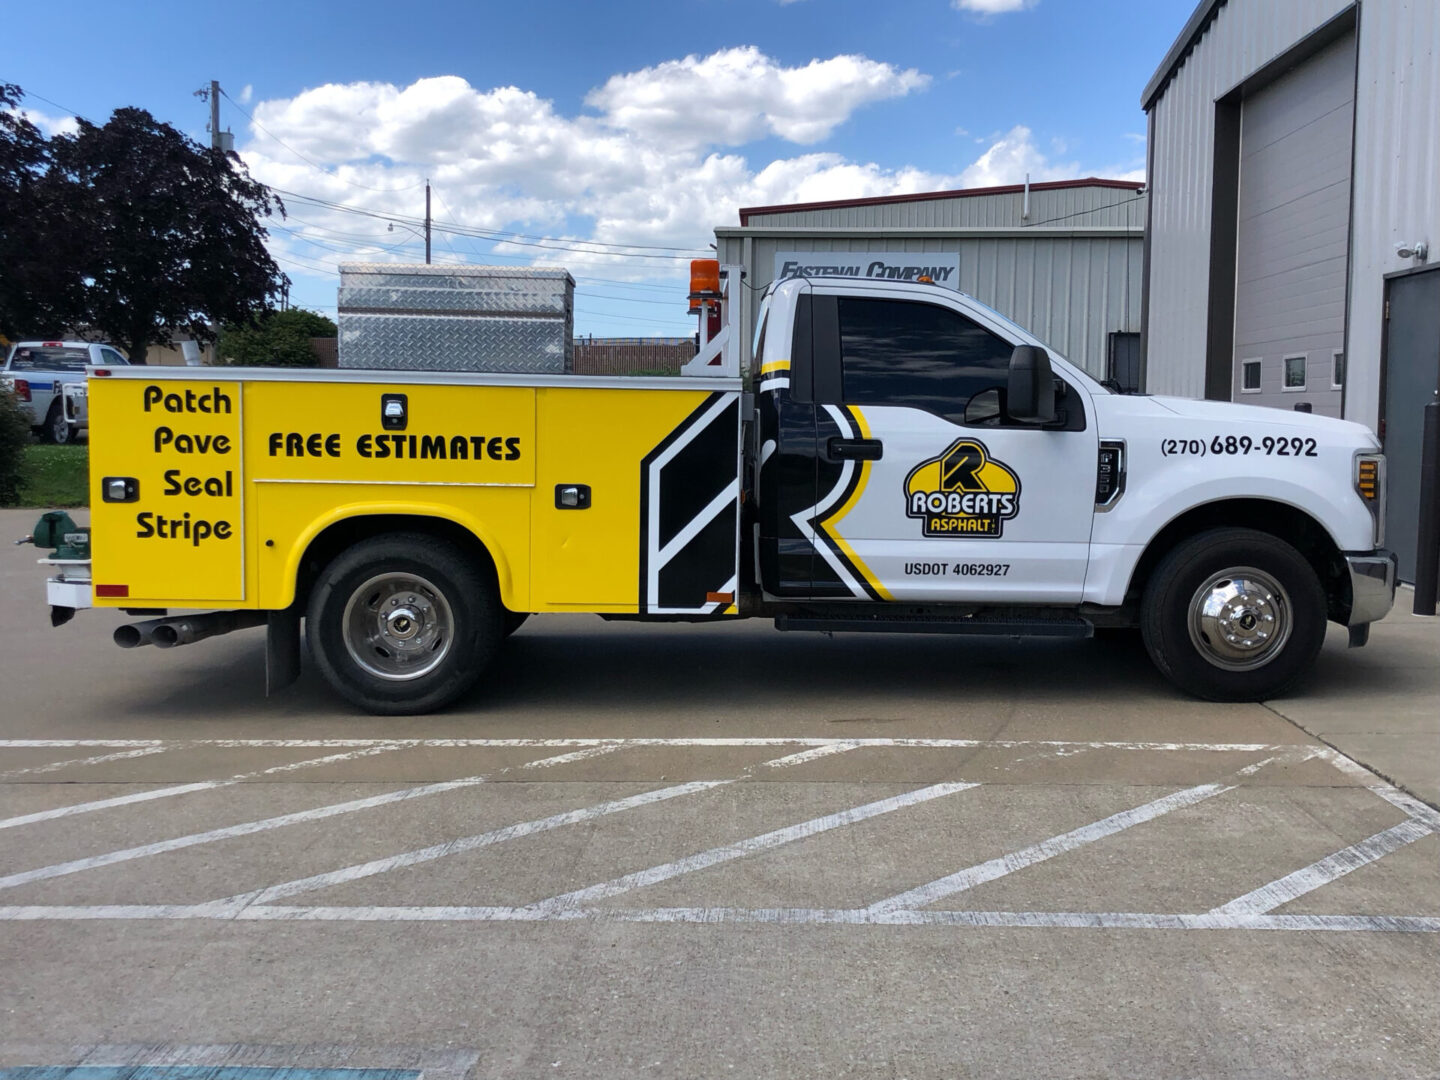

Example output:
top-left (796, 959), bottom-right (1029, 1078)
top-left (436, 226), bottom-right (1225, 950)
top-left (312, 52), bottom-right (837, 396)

top-left (1098, 393), bottom-right (1379, 448)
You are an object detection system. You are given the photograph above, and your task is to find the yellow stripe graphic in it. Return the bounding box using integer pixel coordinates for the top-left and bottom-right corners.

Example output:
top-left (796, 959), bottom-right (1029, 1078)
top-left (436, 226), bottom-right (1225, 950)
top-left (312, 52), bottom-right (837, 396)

top-left (757, 359), bottom-right (791, 376)
top-left (817, 408), bottom-right (895, 602)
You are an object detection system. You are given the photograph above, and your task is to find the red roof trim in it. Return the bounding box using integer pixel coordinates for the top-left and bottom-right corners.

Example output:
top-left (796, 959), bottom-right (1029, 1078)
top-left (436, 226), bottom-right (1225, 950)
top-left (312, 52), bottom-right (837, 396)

top-left (737, 177), bottom-right (1144, 225)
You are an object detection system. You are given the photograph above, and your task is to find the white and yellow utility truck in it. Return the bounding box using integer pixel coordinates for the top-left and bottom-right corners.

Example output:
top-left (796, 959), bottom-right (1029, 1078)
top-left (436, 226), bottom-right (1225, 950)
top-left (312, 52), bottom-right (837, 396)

top-left (27, 261), bottom-right (1397, 713)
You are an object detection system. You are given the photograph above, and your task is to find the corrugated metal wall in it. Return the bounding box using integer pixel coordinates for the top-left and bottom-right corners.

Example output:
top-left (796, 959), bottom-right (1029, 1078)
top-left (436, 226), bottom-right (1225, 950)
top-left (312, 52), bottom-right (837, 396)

top-left (745, 185), bottom-right (1144, 230)
top-left (716, 227), bottom-right (1143, 377)
top-left (1145, 0), bottom-right (1440, 429)
top-left (1346, 0), bottom-right (1440, 431)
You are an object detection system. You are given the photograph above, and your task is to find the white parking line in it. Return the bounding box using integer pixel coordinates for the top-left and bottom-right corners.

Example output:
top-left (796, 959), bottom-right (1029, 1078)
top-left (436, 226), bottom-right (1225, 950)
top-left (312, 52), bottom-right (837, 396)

top-left (0, 744), bottom-right (411, 832)
top-left (1, 904), bottom-right (1435, 932)
top-left (219, 744), bottom-right (867, 906)
top-left (0, 737), bottom-right (1288, 752)
top-left (1211, 818), bottom-right (1435, 915)
top-left (0, 745), bottom-right (173, 780)
top-left (522, 781), bottom-right (979, 916)
top-left (758, 742), bottom-right (863, 769)
top-left (865, 755), bottom-right (1284, 915)
top-left (222, 780), bottom-right (727, 906)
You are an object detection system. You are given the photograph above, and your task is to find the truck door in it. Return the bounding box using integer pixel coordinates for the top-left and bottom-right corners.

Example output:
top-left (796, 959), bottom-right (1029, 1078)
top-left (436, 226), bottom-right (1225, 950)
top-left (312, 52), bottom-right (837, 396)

top-left (802, 292), bottom-right (1097, 603)
top-left (755, 294), bottom-right (825, 596)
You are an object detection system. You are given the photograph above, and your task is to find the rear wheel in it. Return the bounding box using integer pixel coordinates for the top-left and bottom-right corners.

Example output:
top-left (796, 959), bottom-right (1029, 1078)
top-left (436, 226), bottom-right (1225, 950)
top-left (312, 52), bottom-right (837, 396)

top-left (43, 402), bottom-right (71, 444)
top-left (306, 532), bottom-right (501, 714)
top-left (1140, 527), bottom-right (1326, 701)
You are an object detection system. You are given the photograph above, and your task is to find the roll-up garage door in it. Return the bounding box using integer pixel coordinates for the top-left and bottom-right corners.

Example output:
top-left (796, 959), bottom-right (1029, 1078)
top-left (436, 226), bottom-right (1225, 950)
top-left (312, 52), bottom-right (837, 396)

top-left (1231, 32), bottom-right (1355, 417)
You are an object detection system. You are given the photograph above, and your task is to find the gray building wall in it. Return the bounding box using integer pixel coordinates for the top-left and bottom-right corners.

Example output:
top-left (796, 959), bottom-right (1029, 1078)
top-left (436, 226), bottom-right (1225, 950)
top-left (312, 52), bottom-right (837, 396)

top-left (1143, 0), bottom-right (1440, 431)
top-left (718, 183), bottom-right (1145, 378)
top-left (742, 182), bottom-right (1145, 230)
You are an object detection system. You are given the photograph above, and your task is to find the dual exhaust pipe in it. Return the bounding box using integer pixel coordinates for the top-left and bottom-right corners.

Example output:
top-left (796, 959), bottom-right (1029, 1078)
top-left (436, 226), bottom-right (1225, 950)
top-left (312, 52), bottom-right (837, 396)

top-left (114, 610), bottom-right (268, 650)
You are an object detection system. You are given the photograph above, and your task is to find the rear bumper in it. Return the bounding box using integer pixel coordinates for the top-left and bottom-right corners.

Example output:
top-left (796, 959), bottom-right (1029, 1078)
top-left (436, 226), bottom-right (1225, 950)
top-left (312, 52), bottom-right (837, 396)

top-left (1345, 550), bottom-right (1398, 626)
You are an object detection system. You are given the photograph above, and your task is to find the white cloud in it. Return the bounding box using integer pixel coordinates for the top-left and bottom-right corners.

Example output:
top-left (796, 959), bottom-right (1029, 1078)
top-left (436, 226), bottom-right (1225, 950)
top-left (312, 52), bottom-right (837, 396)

top-left (12, 107), bottom-right (78, 138)
top-left (239, 84), bottom-right (254, 105)
top-left (238, 52), bottom-right (1132, 295)
top-left (958, 125), bottom-right (1076, 186)
top-left (954, 0), bottom-right (1038, 13)
top-left (585, 46), bottom-right (927, 148)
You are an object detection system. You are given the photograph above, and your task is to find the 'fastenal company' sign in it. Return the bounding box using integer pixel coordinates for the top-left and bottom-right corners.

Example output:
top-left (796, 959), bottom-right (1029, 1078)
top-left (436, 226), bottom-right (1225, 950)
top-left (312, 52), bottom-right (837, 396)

top-left (775, 251), bottom-right (960, 288)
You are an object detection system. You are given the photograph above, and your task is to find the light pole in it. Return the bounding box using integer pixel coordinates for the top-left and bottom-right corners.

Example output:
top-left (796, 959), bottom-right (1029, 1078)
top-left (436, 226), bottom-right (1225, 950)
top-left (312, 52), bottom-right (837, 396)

top-left (386, 180), bottom-right (431, 264)
top-left (387, 220), bottom-right (431, 264)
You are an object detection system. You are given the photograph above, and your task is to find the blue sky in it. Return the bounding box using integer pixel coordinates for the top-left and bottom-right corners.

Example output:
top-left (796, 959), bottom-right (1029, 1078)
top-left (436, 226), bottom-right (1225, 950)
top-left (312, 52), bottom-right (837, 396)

top-left (5, 0), bottom-right (1194, 337)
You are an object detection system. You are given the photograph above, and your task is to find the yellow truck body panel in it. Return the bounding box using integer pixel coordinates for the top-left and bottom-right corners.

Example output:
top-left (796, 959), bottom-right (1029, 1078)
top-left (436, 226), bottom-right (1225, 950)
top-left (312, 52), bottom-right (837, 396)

top-left (87, 369), bottom-right (742, 616)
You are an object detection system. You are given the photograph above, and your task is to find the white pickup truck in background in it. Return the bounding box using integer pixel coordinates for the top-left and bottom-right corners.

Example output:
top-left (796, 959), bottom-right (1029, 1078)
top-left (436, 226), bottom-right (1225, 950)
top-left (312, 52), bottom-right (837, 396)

top-left (2, 340), bottom-right (130, 443)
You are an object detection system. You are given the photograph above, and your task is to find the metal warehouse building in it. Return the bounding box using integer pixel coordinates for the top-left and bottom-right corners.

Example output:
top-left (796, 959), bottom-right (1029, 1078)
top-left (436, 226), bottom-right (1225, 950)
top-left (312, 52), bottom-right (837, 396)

top-left (1141, 0), bottom-right (1440, 579)
top-left (714, 178), bottom-right (1146, 384)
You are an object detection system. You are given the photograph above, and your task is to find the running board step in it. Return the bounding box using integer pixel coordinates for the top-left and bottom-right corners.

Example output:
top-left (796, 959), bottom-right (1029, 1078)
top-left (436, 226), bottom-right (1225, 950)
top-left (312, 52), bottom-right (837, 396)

top-left (774, 613), bottom-right (1093, 638)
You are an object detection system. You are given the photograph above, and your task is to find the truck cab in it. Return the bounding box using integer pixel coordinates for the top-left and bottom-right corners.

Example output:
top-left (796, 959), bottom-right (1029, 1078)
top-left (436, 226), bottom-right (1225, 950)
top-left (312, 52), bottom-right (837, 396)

top-left (745, 276), bottom-right (1394, 700)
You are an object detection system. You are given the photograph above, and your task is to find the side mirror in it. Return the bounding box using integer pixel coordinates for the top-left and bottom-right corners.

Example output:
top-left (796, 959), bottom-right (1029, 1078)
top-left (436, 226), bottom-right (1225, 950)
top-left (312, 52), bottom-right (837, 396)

top-left (1007, 345), bottom-right (1055, 424)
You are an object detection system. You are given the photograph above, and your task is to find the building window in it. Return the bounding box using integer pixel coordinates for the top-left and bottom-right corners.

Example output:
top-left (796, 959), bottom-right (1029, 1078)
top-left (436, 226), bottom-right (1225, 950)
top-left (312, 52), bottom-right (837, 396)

top-left (1283, 354), bottom-right (1307, 391)
top-left (1332, 349), bottom-right (1345, 389)
top-left (1241, 359), bottom-right (1262, 392)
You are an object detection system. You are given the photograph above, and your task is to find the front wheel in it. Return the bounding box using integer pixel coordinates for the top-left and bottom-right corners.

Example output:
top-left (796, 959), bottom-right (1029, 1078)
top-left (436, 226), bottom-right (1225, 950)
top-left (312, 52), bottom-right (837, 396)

top-left (1140, 527), bottom-right (1326, 702)
top-left (306, 532), bottom-right (501, 714)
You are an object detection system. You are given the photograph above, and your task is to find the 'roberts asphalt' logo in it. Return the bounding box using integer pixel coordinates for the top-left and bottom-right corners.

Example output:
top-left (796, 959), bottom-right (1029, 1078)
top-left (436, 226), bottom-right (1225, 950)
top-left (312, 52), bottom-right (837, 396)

top-left (904, 439), bottom-right (1021, 538)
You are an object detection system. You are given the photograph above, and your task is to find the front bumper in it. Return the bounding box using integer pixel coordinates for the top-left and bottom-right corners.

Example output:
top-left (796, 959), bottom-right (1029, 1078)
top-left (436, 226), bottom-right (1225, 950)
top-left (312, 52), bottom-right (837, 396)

top-left (1345, 550), bottom-right (1398, 626)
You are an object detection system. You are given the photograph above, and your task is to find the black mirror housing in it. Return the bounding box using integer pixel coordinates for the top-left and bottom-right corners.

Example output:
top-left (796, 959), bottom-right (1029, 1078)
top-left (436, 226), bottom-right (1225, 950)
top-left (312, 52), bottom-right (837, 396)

top-left (1007, 345), bottom-right (1056, 424)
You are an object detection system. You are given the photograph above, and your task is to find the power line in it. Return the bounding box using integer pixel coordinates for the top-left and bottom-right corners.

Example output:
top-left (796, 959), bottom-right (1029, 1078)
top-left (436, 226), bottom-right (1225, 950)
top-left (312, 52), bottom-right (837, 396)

top-left (1020, 192), bottom-right (1147, 228)
top-left (273, 188), bottom-right (707, 259)
top-left (574, 306), bottom-right (694, 327)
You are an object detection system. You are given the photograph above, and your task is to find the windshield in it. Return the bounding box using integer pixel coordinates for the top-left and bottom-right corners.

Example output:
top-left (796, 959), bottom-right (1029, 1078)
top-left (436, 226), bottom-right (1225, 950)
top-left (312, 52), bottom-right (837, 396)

top-left (7, 346), bottom-right (89, 372)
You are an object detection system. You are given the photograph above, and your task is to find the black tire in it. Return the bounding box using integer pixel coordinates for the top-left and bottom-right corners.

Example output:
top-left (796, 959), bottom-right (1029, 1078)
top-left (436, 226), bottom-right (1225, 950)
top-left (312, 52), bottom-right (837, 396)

top-left (1140, 527), bottom-right (1326, 702)
top-left (502, 610), bottom-right (529, 637)
top-left (306, 532), bottom-right (501, 715)
top-left (43, 402), bottom-right (71, 444)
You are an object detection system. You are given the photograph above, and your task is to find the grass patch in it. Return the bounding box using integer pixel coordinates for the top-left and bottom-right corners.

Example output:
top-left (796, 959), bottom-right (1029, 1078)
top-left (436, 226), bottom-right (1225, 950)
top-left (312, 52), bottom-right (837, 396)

top-left (17, 444), bottom-right (89, 508)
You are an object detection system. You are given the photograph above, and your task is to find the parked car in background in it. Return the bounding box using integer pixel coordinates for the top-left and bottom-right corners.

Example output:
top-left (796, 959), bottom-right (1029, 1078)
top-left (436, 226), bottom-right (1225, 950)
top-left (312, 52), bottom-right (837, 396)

top-left (1, 341), bottom-right (129, 443)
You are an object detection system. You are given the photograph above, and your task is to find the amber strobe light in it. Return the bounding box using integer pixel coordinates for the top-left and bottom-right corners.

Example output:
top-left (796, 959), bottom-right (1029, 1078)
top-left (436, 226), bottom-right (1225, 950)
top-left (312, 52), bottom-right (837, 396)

top-left (1357, 458), bottom-right (1379, 500)
top-left (689, 258), bottom-right (721, 313)
top-left (1356, 453), bottom-right (1385, 547)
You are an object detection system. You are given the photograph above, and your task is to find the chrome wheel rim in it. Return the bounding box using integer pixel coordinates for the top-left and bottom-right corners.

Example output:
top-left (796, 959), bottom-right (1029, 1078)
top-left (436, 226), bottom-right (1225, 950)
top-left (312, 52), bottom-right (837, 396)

top-left (1187, 566), bottom-right (1292, 671)
top-left (342, 572), bottom-right (454, 681)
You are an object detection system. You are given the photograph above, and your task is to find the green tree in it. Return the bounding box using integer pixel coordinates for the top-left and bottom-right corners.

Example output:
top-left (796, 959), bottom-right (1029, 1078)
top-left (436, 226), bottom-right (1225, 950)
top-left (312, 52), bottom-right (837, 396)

top-left (216, 308), bottom-right (337, 367)
top-left (0, 85), bottom-right (87, 339)
top-left (49, 107), bottom-right (287, 364)
top-left (0, 387), bottom-right (33, 506)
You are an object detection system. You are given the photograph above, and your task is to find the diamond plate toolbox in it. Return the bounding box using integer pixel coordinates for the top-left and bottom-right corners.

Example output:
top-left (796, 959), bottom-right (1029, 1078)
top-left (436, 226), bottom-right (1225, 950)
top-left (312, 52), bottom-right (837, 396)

top-left (337, 263), bottom-right (575, 373)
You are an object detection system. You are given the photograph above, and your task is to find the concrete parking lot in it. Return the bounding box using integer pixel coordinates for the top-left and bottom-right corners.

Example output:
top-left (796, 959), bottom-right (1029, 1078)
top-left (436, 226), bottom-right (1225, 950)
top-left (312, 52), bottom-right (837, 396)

top-left (1, 508), bottom-right (1437, 1078)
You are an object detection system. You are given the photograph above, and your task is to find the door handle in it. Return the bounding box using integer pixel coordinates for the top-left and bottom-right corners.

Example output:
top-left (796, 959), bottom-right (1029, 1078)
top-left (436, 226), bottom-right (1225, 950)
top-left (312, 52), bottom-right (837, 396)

top-left (826, 437), bottom-right (883, 462)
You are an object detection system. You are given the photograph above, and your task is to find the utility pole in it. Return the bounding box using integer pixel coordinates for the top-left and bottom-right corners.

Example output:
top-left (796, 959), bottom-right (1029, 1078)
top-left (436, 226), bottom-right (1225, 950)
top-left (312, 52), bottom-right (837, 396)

top-left (425, 179), bottom-right (432, 265)
top-left (210, 80), bottom-right (221, 151)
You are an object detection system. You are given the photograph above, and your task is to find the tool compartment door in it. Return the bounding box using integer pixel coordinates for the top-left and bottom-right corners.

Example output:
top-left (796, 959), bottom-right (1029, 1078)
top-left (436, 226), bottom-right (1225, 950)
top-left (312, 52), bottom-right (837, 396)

top-left (88, 377), bottom-right (246, 605)
top-left (533, 386), bottom-right (742, 612)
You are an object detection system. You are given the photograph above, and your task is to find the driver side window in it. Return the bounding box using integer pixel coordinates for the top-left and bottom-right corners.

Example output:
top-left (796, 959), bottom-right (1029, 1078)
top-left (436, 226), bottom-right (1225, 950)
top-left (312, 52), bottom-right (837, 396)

top-left (836, 298), bottom-right (1011, 424)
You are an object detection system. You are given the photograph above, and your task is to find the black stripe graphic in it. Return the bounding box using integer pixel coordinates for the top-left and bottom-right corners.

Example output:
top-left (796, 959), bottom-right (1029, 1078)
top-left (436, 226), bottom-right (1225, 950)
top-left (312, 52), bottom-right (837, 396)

top-left (637, 393), bottom-right (740, 612)
top-left (658, 500), bottom-right (738, 609)
top-left (658, 398), bottom-right (739, 549)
